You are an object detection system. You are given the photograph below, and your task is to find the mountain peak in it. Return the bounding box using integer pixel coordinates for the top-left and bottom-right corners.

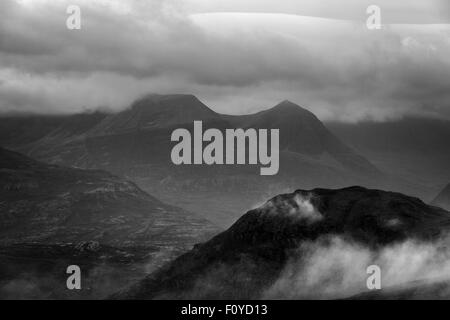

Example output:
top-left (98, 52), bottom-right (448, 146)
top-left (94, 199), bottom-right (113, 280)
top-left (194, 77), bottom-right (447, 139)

top-left (260, 100), bottom-right (319, 122)
top-left (134, 93), bottom-right (199, 105)
top-left (272, 100), bottom-right (309, 112)
top-left (130, 94), bottom-right (209, 112)
top-left (278, 99), bottom-right (299, 106)
top-left (223, 100), bottom-right (379, 176)
top-left (89, 94), bottom-right (221, 135)
top-left (129, 93), bottom-right (218, 116)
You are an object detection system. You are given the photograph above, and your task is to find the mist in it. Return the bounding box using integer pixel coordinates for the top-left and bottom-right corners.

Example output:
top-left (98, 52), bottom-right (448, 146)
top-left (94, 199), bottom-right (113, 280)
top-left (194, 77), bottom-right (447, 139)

top-left (260, 193), bottom-right (323, 223)
top-left (265, 235), bottom-right (450, 299)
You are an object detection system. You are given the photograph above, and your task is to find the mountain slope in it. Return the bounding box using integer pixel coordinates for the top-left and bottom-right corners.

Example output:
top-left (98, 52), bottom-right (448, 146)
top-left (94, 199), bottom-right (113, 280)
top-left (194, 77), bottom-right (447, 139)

top-left (115, 186), bottom-right (450, 299)
top-left (0, 112), bottom-right (107, 150)
top-left (0, 147), bottom-right (217, 247)
top-left (226, 100), bottom-right (379, 175)
top-left (432, 183), bottom-right (450, 211)
top-left (0, 114), bottom-right (70, 149)
top-left (0, 147), bottom-right (219, 299)
top-left (88, 94), bottom-right (223, 136)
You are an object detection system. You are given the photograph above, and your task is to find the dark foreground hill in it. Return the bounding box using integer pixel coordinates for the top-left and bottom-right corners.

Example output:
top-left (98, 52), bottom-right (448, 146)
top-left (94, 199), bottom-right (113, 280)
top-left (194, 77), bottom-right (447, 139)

top-left (114, 186), bottom-right (450, 299)
top-left (0, 147), bottom-right (218, 299)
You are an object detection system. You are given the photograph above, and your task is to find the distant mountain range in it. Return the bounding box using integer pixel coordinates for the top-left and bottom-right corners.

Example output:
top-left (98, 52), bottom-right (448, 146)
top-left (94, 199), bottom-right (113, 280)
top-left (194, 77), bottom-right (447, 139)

top-left (114, 186), bottom-right (450, 299)
top-left (0, 94), bottom-right (385, 226)
top-left (0, 94), bottom-right (446, 227)
top-left (328, 118), bottom-right (450, 198)
top-left (1, 95), bottom-right (378, 176)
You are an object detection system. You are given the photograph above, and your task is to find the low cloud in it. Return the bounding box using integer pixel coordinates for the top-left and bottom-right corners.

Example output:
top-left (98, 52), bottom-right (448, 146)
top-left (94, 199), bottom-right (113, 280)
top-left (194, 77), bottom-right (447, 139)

top-left (260, 192), bottom-right (323, 223)
top-left (265, 235), bottom-right (450, 299)
top-left (0, 0), bottom-right (449, 121)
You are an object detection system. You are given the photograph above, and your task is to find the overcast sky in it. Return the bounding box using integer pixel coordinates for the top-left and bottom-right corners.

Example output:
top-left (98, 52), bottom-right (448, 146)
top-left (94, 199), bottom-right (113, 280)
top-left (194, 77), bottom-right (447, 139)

top-left (0, 0), bottom-right (449, 122)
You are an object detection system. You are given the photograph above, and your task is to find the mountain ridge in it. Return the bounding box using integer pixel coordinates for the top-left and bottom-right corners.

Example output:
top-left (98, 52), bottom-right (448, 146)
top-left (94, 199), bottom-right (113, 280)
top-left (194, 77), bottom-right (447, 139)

top-left (0, 94), bottom-right (391, 227)
top-left (0, 94), bottom-right (377, 174)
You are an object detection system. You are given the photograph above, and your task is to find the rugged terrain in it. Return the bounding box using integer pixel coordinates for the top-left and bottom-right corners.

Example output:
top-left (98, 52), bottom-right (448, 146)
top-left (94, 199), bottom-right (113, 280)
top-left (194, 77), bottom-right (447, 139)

top-left (115, 186), bottom-right (450, 299)
top-left (0, 147), bottom-right (218, 299)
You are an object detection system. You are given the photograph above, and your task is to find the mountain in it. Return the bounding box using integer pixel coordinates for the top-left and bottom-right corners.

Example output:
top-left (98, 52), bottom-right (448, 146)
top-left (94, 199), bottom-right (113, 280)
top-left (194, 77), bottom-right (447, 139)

top-left (114, 186), bottom-right (450, 299)
top-left (0, 95), bottom-right (382, 227)
top-left (225, 100), bottom-right (379, 175)
top-left (0, 112), bottom-right (108, 167)
top-left (327, 117), bottom-right (450, 200)
top-left (0, 114), bottom-right (69, 148)
top-left (0, 147), bottom-right (218, 299)
top-left (0, 147), bottom-right (217, 246)
top-left (432, 183), bottom-right (450, 211)
top-left (0, 112), bottom-right (107, 150)
top-left (89, 94), bottom-right (223, 136)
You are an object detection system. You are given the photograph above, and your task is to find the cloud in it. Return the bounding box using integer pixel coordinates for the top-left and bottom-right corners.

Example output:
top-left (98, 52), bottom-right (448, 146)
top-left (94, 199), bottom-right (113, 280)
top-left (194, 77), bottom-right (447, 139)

top-left (186, 0), bottom-right (450, 23)
top-left (264, 235), bottom-right (450, 299)
top-left (0, 0), bottom-right (449, 121)
top-left (260, 192), bottom-right (323, 223)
